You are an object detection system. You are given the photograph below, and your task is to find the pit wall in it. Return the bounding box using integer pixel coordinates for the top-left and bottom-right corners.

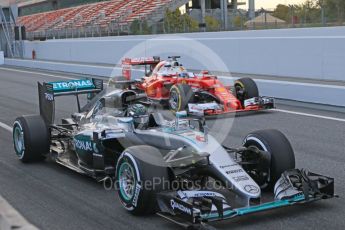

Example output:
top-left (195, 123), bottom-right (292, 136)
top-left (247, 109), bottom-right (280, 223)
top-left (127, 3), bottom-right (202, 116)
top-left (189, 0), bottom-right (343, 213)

top-left (4, 58), bottom-right (345, 107)
top-left (4, 26), bottom-right (345, 107)
top-left (21, 26), bottom-right (345, 81)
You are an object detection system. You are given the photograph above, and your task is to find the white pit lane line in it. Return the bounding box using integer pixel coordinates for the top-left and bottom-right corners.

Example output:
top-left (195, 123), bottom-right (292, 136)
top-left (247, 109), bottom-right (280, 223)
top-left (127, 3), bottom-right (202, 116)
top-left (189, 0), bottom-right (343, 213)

top-left (0, 67), bottom-right (109, 85)
top-left (217, 76), bottom-right (345, 90)
top-left (273, 109), bottom-right (345, 123)
top-left (0, 67), bottom-right (76, 80)
top-left (0, 67), bottom-right (343, 133)
top-left (0, 122), bottom-right (12, 132)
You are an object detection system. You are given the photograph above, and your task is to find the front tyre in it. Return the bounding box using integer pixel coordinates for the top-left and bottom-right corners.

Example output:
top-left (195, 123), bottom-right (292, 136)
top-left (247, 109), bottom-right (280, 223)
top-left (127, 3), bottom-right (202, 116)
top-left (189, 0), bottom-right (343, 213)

top-left (242, 129), bottom-right (295, 189)
top-left (116, 146), bottom-right (170, 215)
top-left (169, 84), bottom-right (194, 113)
top-left (234, 78), bottom-right (259, 105)
top-left (13, 115), bottom-right (50, 163)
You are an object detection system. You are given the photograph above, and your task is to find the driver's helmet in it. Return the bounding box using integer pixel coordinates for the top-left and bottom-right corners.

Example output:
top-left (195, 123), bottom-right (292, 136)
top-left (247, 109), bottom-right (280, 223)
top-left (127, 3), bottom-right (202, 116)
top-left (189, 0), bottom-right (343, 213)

top-left (127, 104), bottom-right (149, 128)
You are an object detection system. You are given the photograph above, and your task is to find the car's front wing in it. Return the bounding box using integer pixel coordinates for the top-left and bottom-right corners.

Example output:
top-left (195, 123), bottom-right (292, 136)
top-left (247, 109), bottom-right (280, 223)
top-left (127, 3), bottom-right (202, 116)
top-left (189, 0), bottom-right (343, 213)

top-left (187, 97), bottom-right (275, 117)
top-left (156, 169), bottom-right (335, 229)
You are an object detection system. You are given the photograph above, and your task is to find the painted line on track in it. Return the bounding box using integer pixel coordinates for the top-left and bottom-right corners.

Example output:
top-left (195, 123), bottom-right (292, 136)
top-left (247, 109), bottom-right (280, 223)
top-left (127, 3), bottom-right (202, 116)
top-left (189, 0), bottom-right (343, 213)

top-left (218, 76), bottom-right (345, 90)
top-left (4, 60), bottom-right (117, 70)
top-left (0, 122), bottom-right (12, 132)
top-left (2, 66), bottom-right (343, 90)
top-left (0, 67), bottom-right (76, 80)
top-left (273, 109), bottom-right (345, 122)
top-left (0, 67), bottom-right (343, 134)
top-left (0, 67), bottom-right (110, 85)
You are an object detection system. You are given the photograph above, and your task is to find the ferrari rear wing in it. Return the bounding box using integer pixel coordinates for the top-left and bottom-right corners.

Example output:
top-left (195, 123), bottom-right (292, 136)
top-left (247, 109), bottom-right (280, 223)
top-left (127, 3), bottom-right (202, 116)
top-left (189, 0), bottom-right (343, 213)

top-left (38, 78), bottom-right (103, 125)
top-left (122, 56), bottom-right (160, 80)
top-left (122, 56), bottom-right (161, 66)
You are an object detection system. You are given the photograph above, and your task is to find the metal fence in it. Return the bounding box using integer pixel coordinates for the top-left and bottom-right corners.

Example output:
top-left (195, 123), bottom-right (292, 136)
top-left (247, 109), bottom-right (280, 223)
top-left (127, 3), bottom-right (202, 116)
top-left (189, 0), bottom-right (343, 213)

top-left (24, 7), bottom-right (345, 40)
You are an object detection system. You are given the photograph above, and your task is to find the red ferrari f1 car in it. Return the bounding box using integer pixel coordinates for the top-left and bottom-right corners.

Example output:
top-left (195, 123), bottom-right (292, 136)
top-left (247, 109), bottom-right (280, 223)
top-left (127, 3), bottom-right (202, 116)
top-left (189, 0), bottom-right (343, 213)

top-left (112, 56), bottom-right (274, 116)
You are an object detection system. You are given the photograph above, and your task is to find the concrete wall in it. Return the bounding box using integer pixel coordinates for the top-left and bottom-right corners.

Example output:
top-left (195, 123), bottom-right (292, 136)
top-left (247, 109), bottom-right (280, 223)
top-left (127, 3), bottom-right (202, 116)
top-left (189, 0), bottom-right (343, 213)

top-left (5, 58), bottom-right (345, 107)
top-left (22, 26), bottom-right (345, 81)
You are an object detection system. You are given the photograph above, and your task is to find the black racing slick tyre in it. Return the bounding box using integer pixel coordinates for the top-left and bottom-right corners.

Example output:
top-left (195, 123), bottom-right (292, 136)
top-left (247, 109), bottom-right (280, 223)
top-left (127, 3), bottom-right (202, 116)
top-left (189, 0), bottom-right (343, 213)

top-left (234, 78), bottom-right (259, 103)
top-left (13, 115), bottom-right (50, 163)
top-left (116, 146), bottom-right (170, 215)
top-left (169, 84), bottom-right (194, 113)
top-left (242, 129), bottom-right (295, 189)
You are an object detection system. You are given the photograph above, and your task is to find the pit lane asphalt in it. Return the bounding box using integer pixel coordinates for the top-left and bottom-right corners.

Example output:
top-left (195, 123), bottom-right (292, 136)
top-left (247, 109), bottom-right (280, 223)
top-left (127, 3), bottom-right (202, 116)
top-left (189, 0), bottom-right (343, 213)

top-left (0, 67), bottom-right (344, 230)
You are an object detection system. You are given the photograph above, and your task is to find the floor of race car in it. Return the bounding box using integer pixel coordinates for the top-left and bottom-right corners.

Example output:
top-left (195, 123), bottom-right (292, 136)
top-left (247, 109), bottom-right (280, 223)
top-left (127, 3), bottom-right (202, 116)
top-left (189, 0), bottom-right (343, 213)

top-left (0, 67), bottom-right (343, 230)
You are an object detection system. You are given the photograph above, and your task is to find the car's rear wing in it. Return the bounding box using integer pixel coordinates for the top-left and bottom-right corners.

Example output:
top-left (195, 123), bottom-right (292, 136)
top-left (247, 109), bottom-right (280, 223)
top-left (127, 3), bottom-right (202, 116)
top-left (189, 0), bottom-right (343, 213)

top-left (38, 78), bottom-right (103, 125)
top-left (122, 56), bottom-right (160, 80)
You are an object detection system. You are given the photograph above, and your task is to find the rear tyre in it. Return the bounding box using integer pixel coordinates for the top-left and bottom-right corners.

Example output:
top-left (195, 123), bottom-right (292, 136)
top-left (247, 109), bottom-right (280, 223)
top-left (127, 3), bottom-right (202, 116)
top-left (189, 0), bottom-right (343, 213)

top-left (13, 115), bottom-right (50, 163)
top-left (234, 78), bottom-right (259, 104)
top-left (169, 84), bottom-right (194, 113)
top-left (242, 129), bottom-right (295, 189)
top-left (116, 146), bottom-right (170, 215)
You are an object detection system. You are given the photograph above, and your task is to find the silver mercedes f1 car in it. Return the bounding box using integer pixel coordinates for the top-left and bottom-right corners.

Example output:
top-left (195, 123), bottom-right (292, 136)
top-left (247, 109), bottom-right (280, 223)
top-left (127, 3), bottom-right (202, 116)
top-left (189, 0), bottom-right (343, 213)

top-left (13, 78), bottom-right (335, 229)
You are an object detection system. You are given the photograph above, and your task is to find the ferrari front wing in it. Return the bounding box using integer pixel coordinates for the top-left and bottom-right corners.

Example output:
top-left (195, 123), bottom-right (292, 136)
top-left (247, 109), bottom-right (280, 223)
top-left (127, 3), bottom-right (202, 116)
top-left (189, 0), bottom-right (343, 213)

top-left (187, 97), bottom-right (275, 117)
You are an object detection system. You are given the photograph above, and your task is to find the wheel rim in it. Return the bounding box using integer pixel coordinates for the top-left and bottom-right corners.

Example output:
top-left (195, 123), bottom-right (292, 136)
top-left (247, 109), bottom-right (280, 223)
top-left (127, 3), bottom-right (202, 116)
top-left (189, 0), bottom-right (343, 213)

top-left (118, 162), bottom-right (136, 201)
top-left (235, 84), bottom-right (245, 98)
top-left (244, 145), bottom-right (270, 189)
top-left (169, 90), bottom-right (179, 111)
top-left (13, 126), bottom-right (24, 158)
